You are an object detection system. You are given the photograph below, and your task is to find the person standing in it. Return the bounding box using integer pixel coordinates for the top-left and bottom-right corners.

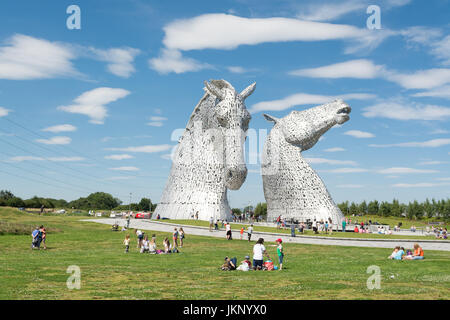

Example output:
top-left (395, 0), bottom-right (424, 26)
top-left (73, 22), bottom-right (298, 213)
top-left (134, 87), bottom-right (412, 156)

top-left (136, 229), bottom-right (143, 248)
top-left (276, 239), bottom-right (284, 270)
top-left (123, 234), bottom-right (130, 253)
top-left (342, 219), bottom-right (347, 232)
top-left (240, 227), bottom-right (244, 240)
top-left (179, 228), bottom-right (185, 247)
top-left (173, 228), bottom-right (179, 247)
top-left (214, 218), bottom-right (219, 230)
top-left (31, 227), bottom-right (39, 249)
top-left (247, 224), bottom-right (253, 242)
top-left (252, 238), bottom-right (270, 270)
top-left (209, 217), bottom-right (213, 232)
top-left (225, 222), bottom-right (232, 240)
top-left (290, 224), bottom-right (296, 237)
top-left (41, 226), bottom-right (47, 250)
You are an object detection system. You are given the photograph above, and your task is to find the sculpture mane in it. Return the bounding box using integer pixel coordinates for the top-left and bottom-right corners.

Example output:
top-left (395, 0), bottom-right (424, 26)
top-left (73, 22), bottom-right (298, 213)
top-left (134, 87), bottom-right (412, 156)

top-left (261, 99), bottom-right (351, 224)
top-left (153, 80), bottom-right (255, 221)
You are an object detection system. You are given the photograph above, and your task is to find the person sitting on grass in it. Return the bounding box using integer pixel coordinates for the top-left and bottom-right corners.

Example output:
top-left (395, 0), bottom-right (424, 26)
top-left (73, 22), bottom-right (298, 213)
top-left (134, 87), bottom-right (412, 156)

top-left (393, 247), bottom-right (405, 260)
top-left (140, 235), bottom-right (150, 253)
top-left (388, 246), bottom-right (400, 259)
top-left (221, 256), bottom-right (236, 271)
top-left (404, 243), bottom-right (424, 260)
top-left (149, 237), bottom-right (157, 254)
top-left (163, 237), bottom-right (171, 254)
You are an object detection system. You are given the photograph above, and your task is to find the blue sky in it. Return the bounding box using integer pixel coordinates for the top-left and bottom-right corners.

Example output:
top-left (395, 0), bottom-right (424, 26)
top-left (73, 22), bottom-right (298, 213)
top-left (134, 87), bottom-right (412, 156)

top-left (0, 0), bottom-right (449, 208)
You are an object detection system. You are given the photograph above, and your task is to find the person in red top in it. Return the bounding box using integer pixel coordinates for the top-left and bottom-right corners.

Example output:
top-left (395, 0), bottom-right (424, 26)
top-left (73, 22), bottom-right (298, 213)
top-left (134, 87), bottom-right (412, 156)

top-left (354, 226), bottom-right (359, 233)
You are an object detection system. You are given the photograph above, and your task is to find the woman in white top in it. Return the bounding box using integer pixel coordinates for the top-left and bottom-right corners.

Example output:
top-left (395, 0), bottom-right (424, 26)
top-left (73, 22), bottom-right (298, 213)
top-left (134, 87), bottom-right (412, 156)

top-left (149, 238), bottom-right (157, 254)
top-left (252, 238), bottom-right (270, 270)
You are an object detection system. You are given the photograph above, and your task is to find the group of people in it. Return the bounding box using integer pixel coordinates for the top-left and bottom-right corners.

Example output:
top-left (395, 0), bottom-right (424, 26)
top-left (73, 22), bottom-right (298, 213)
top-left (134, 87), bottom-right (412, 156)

top-left (124, 227), bottom-right (185, 254)
top-left (31, 225), bottom-right (47, 250)
top-left (221, 238), bottom-right (284, 271)
top-left (428, 226), bottom-right (448, 239)
top-left (388, 243), bottom-right (425, 260)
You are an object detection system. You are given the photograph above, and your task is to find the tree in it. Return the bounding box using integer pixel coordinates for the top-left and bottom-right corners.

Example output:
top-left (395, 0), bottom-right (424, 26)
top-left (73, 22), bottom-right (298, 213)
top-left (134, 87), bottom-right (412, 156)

top-left (254, 202), bottom-right (267, 217)
top-left (349, 202), bottom-right (359, 215)
top-left (379, 201), bottom-right (391, 217)
top-left (368, 200), bottom-right (379, 215)
top-left (138, 198), bottom-right (152, 211)
top-left (231, 208), bottom-right (242, 216)
top-left (0, 190), bottom-right (15, 200)
top-left (359, 201), bottom-right (368, 215)
top-left (338, 201), bottom-right (349, 215)
top-left (391, 199), bottom-right (401, 217)
top-left (7, 197), bottom-right (25, 208)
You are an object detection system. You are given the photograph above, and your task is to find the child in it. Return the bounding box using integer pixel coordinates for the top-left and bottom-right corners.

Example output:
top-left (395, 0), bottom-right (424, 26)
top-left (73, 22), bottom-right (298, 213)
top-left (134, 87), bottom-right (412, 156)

top-left (179, 228), bottom-right (185, 247)
top-left (149, 237), bottom-right (157, 254)
top-left (163, 237), bottom-right (171, 254)
top-left (276, 238), bottom-right (284, 270)
top-left (388, 246), bottom-right (400, 259)
top-left (140, 235), bottom-right (150, 253)
top-left (173, 228), bottom-right (179, 248)
top-left (123, 235), bottom-right (130, 253)
top-left (240, 227), bottom-right (244, 240)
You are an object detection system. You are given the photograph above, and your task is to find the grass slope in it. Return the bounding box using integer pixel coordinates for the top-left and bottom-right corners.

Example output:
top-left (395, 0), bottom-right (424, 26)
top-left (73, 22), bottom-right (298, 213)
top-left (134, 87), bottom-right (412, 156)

top-left (0, 207), bottom-right (449, 300)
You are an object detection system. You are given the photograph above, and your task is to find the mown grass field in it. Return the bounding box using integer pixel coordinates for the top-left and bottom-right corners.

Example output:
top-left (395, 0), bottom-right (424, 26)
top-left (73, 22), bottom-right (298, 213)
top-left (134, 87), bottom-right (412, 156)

top-left (0, 207), bottom-right (449, 300)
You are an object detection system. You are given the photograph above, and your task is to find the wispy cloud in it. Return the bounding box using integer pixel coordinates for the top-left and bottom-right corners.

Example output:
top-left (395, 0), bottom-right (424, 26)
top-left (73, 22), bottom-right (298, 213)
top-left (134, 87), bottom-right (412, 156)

top-left (323, 147), bottom-right (346, 152)
top-left (336, 184), bottom-right (364, 188)
top-left (392, 182), bottom-right (450, 188)
top-left (104, 154), bottom-right (134, 160)
top-left (412, 85), bottom-right (450, 100)
top-left (109, 166), bottom-right (140, 171)
top-left (377, 167), bottom-right (438, 174)
top-left (42, 124), bottom-right (77, 133)
top-left (343, 130), bottom-right (375, 138)
top-left (418, 160), bottom-right (448, 165)
top-left (370, 138), bottom-right (450, 148)
top-left (149, 48), bottom-right (212, 74)
top-left (0, 107), bottom-right (10, 117)
top-left (58, 87), bottom-right (130, 124)
top-left (8, 156), bottom-right (84, 162)
top-left (0, 34), bottom-right (79, 80)
top-left (304, 157), bottom-right (357, 166)
top-left (35, 136), bottom-right (71, 145)
top-left (105, 144), bottom-right (172, 153)
top-left (249, 92), bottom-right (374, 113)
top-left (362, 99), bottom-right (450, 121)
top-left (321, 167), bottom-right (369, 173)
top-left (89, 47), bottom-right (141, 78)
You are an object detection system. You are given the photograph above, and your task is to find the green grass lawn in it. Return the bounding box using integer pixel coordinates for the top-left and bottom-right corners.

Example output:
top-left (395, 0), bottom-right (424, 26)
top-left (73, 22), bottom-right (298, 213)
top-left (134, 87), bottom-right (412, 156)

top-left (159, 219), bottom-right (444, 240)
top-left (0, 207), bottom-right (449, 300)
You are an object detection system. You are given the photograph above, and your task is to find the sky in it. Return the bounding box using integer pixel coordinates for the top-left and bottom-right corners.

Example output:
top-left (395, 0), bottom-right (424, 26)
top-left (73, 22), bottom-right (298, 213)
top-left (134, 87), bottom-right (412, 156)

top-left (0, 0), bottom-right (449, 208)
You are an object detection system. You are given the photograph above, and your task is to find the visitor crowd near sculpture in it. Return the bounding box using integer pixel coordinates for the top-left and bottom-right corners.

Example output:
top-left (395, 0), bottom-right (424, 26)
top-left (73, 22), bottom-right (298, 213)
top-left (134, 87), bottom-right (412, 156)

top-left (154, 79), bottom-right (351, 224)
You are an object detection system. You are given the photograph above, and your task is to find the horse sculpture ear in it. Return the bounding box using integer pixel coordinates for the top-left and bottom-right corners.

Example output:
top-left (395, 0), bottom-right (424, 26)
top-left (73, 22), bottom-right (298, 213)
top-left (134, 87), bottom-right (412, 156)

top-left (204, 81), bottom-right (225, 100)
top-left (263, 113), bottom-right (279, 123)
top-left (239, 82), bottom-right (256, 100)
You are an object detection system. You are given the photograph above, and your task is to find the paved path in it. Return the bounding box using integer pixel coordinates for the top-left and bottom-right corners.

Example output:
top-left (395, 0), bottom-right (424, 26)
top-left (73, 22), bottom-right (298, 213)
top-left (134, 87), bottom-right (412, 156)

top-left (83, 218), bottom-right (450, 252)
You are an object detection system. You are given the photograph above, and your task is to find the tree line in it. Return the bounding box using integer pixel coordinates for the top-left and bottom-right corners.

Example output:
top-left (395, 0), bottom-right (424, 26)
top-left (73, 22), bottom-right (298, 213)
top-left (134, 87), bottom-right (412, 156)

top-left (0, 190), bottom-right (157, 212)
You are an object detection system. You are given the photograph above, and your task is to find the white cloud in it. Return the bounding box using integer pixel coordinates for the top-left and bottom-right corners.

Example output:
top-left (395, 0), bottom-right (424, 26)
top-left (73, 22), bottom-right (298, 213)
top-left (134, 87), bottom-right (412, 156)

top-left (0, 34), bottom-right (79, 80)
top-left (412, 85), bottom-right (450, 100)
top-left (90, 47), bottom-right (141, 78)
top-left (104, 154), bottom-right (134, 160)
top-left (35, 136), bottom-right (71, 145)
top-left (362, 100), bottom-right (450, 121)
top-left (249, 92), bottom-right (375, 113)
top-left (0, 107), bottom-right (10, 117)
top-left (377, 167), bottom-right (438, 174)
top-left (321, 168), bottom-right (369, 173)
top-left (437, 177), bottom-right (450, 181)
top-left (150, 116), bottom-right (168, 121)
top-left (323, 147), bottom-right (346, 152)
top-left (336, 184), bottom-right (364, 188)
top-left (162, 14), bottom-right (373, 51)
top-left (106, 176), bottom-right (135, 181)
top-left (105, 144), bottom-right (172, 153)
top-left (370, 138), bottom-right (450, 148)
top-left (343, 130), bottom-right (375, 138)
top-left (387, 68), bottom-right (450, 89)
top-left (149, 48), bottom-right (211, 74)
top-left (296, 1), bottom-right (365, 22)
top-left (42, 124), bottom-right (77, 133)
top-left (8, 156), bottom-right (84, 162)
top-left (227, 66), bottom-right (247, 74)
top-left (392, 182), bottom-right (450, 188)
top-left (109, 166), bottom-right (140, 171)
top-left (304, 157), bottom-right (357, 166)
top-left (289, 59), bottom-right (384, 79)
top-left (147, 121), bottom-right (164, 127)
top-left (418, 160), bottom-right (448, 165)
top-left (58, 87), bottom-right (130, 124)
